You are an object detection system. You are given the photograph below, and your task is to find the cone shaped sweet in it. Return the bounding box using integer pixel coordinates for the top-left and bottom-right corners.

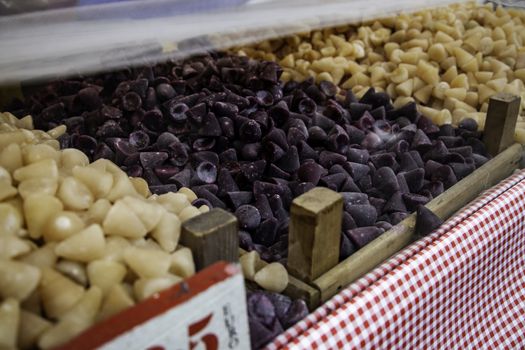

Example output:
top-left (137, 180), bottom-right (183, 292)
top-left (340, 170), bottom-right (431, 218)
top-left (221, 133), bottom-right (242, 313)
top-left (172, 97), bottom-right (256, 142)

top-left (0, 260), bottom-right (41, 301)
top-left (18, 311), bottom-right (52, 350)
top-left (55, 224), bottom-right (106, 262)
top-left (415, 205), bottom-right (444, 236)
top-left (0, 235), bottom-right (31, 259)
top-left (122, 196), bottom-right (164, 232)
top-left (0, 298), bottom-right (19, 349)
top-left (384, 192), bottom-right (407, 213)
top-left (97, 284), bottom-right (135, 321)
top-left (240, 250), bottom-right (261, 281)
top-left (24, 194), bottom-right (63, 239)
top-left (156, 192), bottom-right (190, 215)
top-left (151, 211), bottom-right (181, 253)
top-left (20, 243), bottom-right (57, 269)
top-left (170, 247), bottom-right (195, 278)
top-left (103, 201), bottom-right (147, 238)
top-left (123, 246), bottom-right (171, 278)
top-left (87, 260), bottom-right (126, 295)
top-left (134, 275), bottom-right (182, 301)
top-left (42, 211), bottom-right (85, 243)
top-left (345, 227), bottom-right (383, 248)
top-left (254, 263), bottom-right (289, 293)
top-left (72, 166), bottom-right (113, 198)
top-left (106, 174), bottom-right (138, 202)
top-left (38, 287), bottom-right (102, 350)
top-left (39, 268), bottom-right (85, 320)
top-left (0, 203), bottom-right (22, 236)
top-left (13, 159), bottom-right (58, 183)
top-left (346, 205), bottom-right (378, 227)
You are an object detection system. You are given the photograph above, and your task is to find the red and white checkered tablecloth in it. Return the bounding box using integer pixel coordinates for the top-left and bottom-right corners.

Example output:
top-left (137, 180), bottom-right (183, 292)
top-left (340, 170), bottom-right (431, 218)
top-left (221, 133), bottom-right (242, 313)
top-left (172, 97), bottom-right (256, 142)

top-left (267, 169), bottom-right (525, 349)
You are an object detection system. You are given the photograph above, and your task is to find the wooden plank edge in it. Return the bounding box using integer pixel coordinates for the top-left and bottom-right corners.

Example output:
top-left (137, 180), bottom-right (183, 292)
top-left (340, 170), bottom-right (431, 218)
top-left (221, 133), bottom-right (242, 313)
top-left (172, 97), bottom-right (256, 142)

top-left (313, 143), bottom-right (523, 303)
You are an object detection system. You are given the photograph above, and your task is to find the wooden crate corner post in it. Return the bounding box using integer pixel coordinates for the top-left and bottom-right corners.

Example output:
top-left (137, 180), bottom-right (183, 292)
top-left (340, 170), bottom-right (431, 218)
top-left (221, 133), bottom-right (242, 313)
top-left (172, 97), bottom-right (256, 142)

top-left (181, 208), bottom-right (239, 270)
top-left (483, 92), bottom-right (521, 156)
top-left (287, 187), bottom-right (343, 283)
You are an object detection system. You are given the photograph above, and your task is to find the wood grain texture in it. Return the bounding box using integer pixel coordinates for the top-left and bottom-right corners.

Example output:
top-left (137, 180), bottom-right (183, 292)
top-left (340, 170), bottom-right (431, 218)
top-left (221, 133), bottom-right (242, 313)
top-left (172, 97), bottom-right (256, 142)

top-left (287, 187), bottom-right (343, 282)
top-left (181, 208), bottom-right (238, 270)
top-left (313, 143), bottom-right (523, 304)
top-left (483, 93), bottom-right (521, 156)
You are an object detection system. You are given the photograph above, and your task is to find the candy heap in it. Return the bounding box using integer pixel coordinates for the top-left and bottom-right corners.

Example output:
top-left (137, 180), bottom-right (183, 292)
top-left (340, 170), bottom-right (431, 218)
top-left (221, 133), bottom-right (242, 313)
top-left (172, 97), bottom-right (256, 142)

top-left (0, 112), bottom-right (201, 349)
top-left (237, 2), bottom-right (525, 136)
top-left (8, 54), bottom-right (491, 264)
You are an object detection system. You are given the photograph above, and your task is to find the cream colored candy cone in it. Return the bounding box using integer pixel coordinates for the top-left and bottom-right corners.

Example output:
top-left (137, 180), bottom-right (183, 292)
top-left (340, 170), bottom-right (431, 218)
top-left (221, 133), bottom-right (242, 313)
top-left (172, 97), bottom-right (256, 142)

top-left (97, 284), bottom-right (135, 321)
top-left (254, 262), bottom-right (289, 293)
top-left (122, 195), bottom-right (164, 232)
top-left (170, 247), bottom-right (195, 278)
top-left (0, 298), bottom-right (20, 349)
top-left (87, 260), bottom-right (127, 295)
top-left (0, 260), bottom-right (41, 301)
top-left (133, 275), bottom-right (182, 301)
top-left (23, 194), bottom-right (63, 239)
top-left (123, 246), bottom-right (171, 278)
top-left (103, 200), bottom-right (147, 238)
top-left (38, 287), bottom-right (102, 349)
top-left (39, 268), bottom-right (85, 320)
top-left (151, 211), bottom-right (181, 253)
top-left (20, 243), bottom-right (57, 268)
top-left (55, 224), bottom-right (106, 262)
top-left (18, 311), bottom-right (51, 350)
top-left (0, 235), bottom-right (31, 259)
top-left (240, 250), bottom-right (261, 281)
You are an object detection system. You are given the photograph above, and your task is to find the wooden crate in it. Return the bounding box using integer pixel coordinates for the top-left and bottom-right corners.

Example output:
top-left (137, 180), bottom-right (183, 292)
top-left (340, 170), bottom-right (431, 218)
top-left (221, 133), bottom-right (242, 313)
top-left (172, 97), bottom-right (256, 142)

top-left (256, 93), bottom-right (523, 309)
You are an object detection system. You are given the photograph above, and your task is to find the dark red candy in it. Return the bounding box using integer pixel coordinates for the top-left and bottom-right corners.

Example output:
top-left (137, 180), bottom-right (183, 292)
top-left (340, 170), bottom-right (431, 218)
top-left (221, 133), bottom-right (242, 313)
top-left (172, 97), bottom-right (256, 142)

top-left (269, 101), bottom-right (290, 126)
top-left (312, 113), bottom-right (336, 131)
top-left (344, 162), bottom-right (369, 181)
top-left (356, 111), bottom-right (375, 131)
top-left (308, 126), bottom-right (328, 145)
top-left (361, 132), bottom-right (383, 150)
top-left (75, 87), bottom-right (102, 111)
top-left (432, 165), bottom-right (457, 188)
top-left (340, 177), bottom-right (361, 193)
top-left (216, 168), bottom-right (239, 195)
top-left (402, 168), bottom-right (425, 193)
top-left (459, 117), bottom-right (478, 132)
top-left (139, 151), bottom-right (168, 169)
top-left (264, 128), bottom-right (289, 151)
top-left (320, 173), bottom-right (347, 191)
top-left (415, 205), bottom-right (443, 236)
top-left (347, 147), bottom-right (370, 164)
top-left (399, 152), bottom-right (419, 172)
top-left (267, 164), bottom-right (290, 180)
top-left (153, 165), bottom-right (179, 182)
top-left (255, 194), bottom-right (274, 221)
top-left (423, 140), bottom-right (449, 162)
top-left (194, 188), bottom-right (226, 209)
top-left (390, 211), bottom-right (408, 225)
top-left (368, 197), bottom-right (386, 215)
top-left (329, 164), bottom-right (348, 175)
top-left (346, 204), bottom-right (377, 227)
top-left (342, 211), bottom-right (357, 230)
top-left (241, 160), bottom-right (266, 183)
top-left (345, 226), bottom-right (382, 248)
top-left (349, 102), bottom-right (372, 119)
top-left (345, 125), bottom-right (366, 144)
top-left (328, 125), bottom-right (349, 153)
top-left (289, 181), bottom-right (315, 197)
top-left (466, 138), bottom-right (488, 156)
top-left (164, 102), bottom-right (189, 123)
top-left (149, 184), bottom-right (178, 195)
top-left (409, 150), bottom-right (424, 168)
top-left (239, 230), bottom-right (254, 251)
top-left (373, 167), bottom-right (399, 195)
top-left (340, 233), bottom-right (357, 260)
top-left (370, 153), bottom-right (397, 169)
top-left (254, 217), bottom-right (279, 246)
top-left (439, 136), bottom-right (464, 148)
top-left (126, 165), bottom-right (143, 178)
top-left (168, 141), bottom-right (189, 166)
top-left (212, 101), bottom-right (238, 118)
top-left (191, 151), bottom-right (219, 167)
top-left (297, 140), bottom-right (318, 161)
top-left (241, 143), bottom-right (261, 161)
top-left (396, 174), bottom-right (410, 194)
top-left (383, 191), bottom-right (407, 213)
top-left (94, 142), bottom-right (115, 161)
top-left (439, 124), bottom-right (456, 137)
top-left (319, 151), bottom-right (346, 168)
top-left (156, 83), bottom-right (175, 101)
top-left (472, 153), bottom-right (489, 167)
top-left (282, 299), bottom-right (309, 329)
top-left (143, 169), bottom-right (162, 186)
top-left (197, 112), bottom-right (221, 137)
top-left (226, 191), bottom-right (253, 209)
top-left (142, 109), bottom-right (164, 131)
top-left (412, 129), bottom-right (432, 148)
top-left (287, 127), bottom-right (307, 146)
top-left (358, 175), bottom-right (373, 192)
top-left (275, 146), bottom-right (300, 173)
top-left (417, 115), bottom-right (440, 134)
top-left (449, 146), bottom-right (473, 158)
top-left (375, 221), bottom-right (392, 231)
top-left (424, 160), bottom-right (443, 177)
top-left (370, 106), bottom-right (386, 120)
top-left (169, 168), bottom-right (191, 187)
top-left (340, 192), bottom-right (369, 207)
top-left (422, 181), bottom-right (444, 198)
top-left (449, 162), bottom-right (475, 180)
top-left (297, 162), bottom-right (324, 185)
top-left (402, 193), bottom-right (430, 212)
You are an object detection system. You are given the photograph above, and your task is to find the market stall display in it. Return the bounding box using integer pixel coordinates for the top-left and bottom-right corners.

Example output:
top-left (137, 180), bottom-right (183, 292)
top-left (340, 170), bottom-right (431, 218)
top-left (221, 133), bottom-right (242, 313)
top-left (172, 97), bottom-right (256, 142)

top-left (1, 0), bottom-right (525, 349)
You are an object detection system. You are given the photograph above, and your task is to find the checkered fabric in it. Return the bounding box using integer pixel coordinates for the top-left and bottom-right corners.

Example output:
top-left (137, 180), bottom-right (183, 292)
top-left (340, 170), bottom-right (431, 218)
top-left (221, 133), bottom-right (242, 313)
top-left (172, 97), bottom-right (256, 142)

top-left (267, 169), bottom-right (525, 349)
